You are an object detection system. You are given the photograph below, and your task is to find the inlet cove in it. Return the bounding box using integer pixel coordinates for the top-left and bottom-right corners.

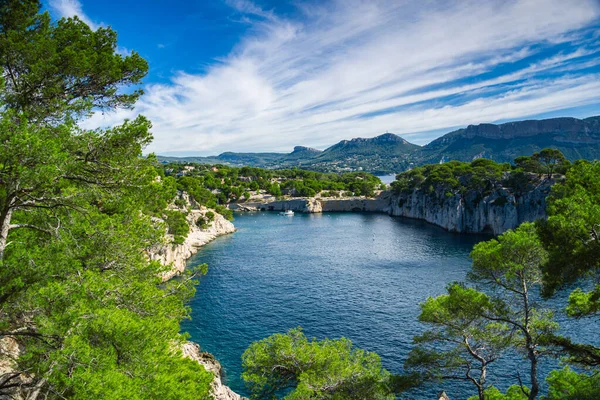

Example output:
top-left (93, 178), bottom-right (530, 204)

top-left (181, 212), bottom-right (597, 399)
top-left (3, 3), bottom-right (600, 399)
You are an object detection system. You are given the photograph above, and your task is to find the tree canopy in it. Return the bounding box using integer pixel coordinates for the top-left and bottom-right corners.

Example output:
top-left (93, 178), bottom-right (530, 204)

top-left (0, 0), bottom-right (147, 121)
top-left (0, 1), bottom-right (213, 398)
top-left (242, 328), bottom-right (394, 400)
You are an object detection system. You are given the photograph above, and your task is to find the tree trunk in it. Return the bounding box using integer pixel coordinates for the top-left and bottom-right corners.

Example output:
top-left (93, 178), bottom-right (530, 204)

top-left (478, 364), bottom-right (487, 400)
top-left (528, 348), bottom-right (539, 400)
top-left (521, 283), bottom-right (539, 400)
top-left (0, 207), bottom-right (13, 261)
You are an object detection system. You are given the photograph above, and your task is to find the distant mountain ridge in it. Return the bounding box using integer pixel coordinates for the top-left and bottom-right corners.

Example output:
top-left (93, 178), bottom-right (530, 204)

top-left (157, 115), bottom-right (600, 174)
top-left (419, 116), bottom-right (600, 165)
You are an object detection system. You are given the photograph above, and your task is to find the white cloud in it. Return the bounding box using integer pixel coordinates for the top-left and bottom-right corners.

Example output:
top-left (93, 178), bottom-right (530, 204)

top-left (48, 0), bottom-right (100, 30)
top-left (83, 0), bottom-right (600, 155)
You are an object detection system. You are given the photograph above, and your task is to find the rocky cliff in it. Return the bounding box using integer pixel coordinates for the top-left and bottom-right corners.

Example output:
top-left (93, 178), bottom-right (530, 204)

top-left (388, 179), bottom-right (553, 235)
top-left (256, 193), bottom-right (392, 214)
top-left (182, 342), bottom-right (247, 400)
top-left (239, 180), bottom-right (551, 235)
top-left (149, 207), bottom-right (236, 281)
top-left (147, 202), bottom-right (242, 398)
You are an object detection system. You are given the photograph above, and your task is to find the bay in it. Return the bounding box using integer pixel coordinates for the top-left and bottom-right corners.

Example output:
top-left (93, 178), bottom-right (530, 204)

top-left (182, 212), bottom-right (596, 398)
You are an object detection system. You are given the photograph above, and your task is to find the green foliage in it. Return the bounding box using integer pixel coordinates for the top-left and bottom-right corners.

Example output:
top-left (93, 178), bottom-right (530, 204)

top-left (196, 211), bottom-right (215, 230)
top-left (391, 159), bottom-right (510, 196)
top-left (163, 210), bottom-right (190, 245)
top-left (392, 151), bottom-right (567, 198)
top-left (537, 161), bottom-right (600, 296)
top-left (166, 164), bottom-right (382, 205)
top-left (242, 328), bottom-right (394, 400)
top-left (406, 283), bottom-right (512, 399)
top-left (215, 205), bottom-right (233, 221)
top-left (535, 161), bottom-right (600, 368)
top-left (468, 385), bottom-right (529, 400)
top-left (532, 149), bottom-right (569, 179)
top-left (514, 156), bottom-right (542, 174)
top-left (405, 154), bottom-right (598, 399)
top-left (513, 149), bottom-right (570, 179)
top-left (174, 198), bottom-right (188, 209)
top-left (423, 224), bottom-right (556, 400)
top-left (205, 211), bottom-right (215, 222)
top-left (268, 183), bottom-right (282, 197)
top-left (470, 223), bottom-right (548, 290)
top-left (0, 0), bottom-right (148, 121)
top-left (544, 367), bottom-right (600, 399)
top-left (0, 3), bottom-right (212, 398)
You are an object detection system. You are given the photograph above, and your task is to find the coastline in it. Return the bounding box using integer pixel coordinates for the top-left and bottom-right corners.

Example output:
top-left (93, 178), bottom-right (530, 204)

top-left (228, 181), bottom-right (552, 235)
top-left (148, 207), bottom-right (244, 399)
top-left (152, 181), bottom-right (550, 399)
top-left (149, 207), bottom-right (236, 281)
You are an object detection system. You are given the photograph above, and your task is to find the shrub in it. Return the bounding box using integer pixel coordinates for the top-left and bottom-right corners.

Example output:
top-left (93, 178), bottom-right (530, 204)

top-left (163, 210), bottom-right (190, 245)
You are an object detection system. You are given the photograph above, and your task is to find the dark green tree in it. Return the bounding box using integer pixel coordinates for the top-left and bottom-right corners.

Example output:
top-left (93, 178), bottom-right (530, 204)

top-left (242, 328), bottom-right (394, 400)
top-left (406, 283), bottom-right (512, 400)
top-left (0, 1), bottom-right (213, 398)
top-left (531, 149), bottom-right (568, 179)
top-left (544, 367), bottom-right (600, 400)
top-left (0, 0), bottom-right (147, 121)
top-left (469, 223), bottom-right (556, 400)
top-left (536, 161), bottom-right (600, 368)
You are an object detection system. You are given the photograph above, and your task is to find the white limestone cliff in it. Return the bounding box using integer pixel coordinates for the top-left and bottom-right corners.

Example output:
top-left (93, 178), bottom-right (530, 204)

top-left (182, 342), bottom-right (247, 400)
top-left (149, 207), bottom-right (236, 281)
top-left (388, 179), bottom-right (553, 234)
top-left (235, 181), bottom-right (551, 235)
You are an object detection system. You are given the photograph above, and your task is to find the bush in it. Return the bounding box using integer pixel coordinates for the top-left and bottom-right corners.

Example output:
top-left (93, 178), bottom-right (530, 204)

top-left (174, 198), bottom-right (187, 208)
top-left (163, 210), bottom-right (190, 245)
top-left (215, 205), bottom-right (234, 221)
top-left (242, 328), bottom-right (394, 400)
top-left (196, 210), bottom-right (216, 230)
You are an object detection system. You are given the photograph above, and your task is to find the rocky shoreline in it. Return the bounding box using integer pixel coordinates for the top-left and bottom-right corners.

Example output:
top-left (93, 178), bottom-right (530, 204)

top-left (149, 207), bottom-right (236, 281)
top-left (147, 204), bottom-right (243, 399)
top-left (182, 342), bottom-right (246, 400)
top-left (389, 179), bottom-right (553, 234)
top-left (229, 179), bottom-right (553, 235)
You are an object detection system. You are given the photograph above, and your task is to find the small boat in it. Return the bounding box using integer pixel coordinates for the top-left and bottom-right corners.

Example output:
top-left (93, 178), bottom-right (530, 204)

top-left (279, 210), bottom-right (294, 216)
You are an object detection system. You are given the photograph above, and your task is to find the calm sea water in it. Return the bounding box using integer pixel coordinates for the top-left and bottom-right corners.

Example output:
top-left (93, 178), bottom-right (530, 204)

top-left (377, 174), bottom-right (397, 184)
top-left (182, 212), bottom-right (596, 399)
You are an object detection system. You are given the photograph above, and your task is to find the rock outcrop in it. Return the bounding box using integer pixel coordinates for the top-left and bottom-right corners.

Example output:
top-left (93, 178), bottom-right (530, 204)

top-left (256, 193), bottom-right (393, 214)
top-left (235, 181), bottom-right (551, 235)
top-left (388, 180), bottom-right (553, 235)
top-left (0, 336), bottom-right (26, 400)
top-left (149, 207), bottom-right (236, 281)
top-left (182, 342), bottom-right (247, 400)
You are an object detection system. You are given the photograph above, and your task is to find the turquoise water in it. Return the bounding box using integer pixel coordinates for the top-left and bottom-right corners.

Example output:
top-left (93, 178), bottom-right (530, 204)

top-left (181, 212), bottom-right (596, 398)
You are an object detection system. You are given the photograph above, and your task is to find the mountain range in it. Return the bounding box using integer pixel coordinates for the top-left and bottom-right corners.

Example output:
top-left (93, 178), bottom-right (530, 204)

top-left (157, 116), bottom-right (600, 174)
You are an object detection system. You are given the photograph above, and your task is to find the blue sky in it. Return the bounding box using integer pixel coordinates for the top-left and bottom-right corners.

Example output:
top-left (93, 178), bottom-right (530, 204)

top-left (46, 0), bottom-right (600, 156)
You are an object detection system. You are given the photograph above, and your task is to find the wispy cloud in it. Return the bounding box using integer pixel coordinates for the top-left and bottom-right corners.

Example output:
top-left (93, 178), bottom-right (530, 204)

top-left (48, 0), bottom-right (100, 30)
top-left (84, 0), bottom-right (600, 155)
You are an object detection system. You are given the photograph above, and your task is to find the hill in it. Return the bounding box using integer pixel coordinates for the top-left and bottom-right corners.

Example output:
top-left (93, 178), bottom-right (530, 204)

top-left (417, 116), bottom-right (600, 164)
top-left (157, 115), bottom-right (600, 173)
top-left (297, 133), bottom-right (420, 174)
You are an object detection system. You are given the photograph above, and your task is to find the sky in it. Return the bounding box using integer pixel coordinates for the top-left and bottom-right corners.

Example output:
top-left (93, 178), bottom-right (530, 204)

top-left (45, 0), bottom-right (600, 156)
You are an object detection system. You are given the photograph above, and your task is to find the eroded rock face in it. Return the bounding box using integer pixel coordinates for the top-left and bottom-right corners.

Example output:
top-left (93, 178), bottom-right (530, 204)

top-left (245, 182), bottom-right (550, 235)
top-left (148, 208), bottom-right (236, 281)
top-left (182, 342), bottom-right (247, 400)
top-left (389, 180), bottom-right (553, 235)
top-left (0, 337), bottom-right (25, 400)
top-left (257, 192), bottom-right (393, 214)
